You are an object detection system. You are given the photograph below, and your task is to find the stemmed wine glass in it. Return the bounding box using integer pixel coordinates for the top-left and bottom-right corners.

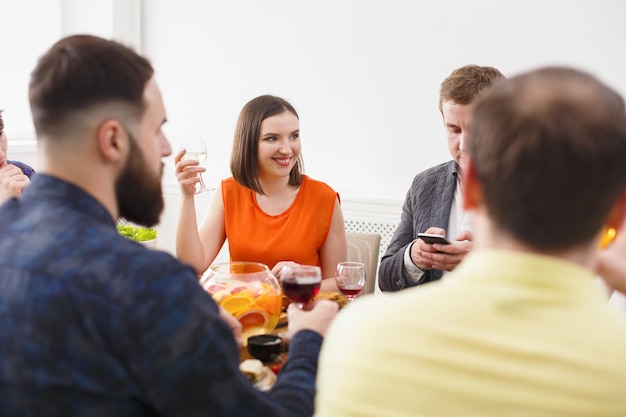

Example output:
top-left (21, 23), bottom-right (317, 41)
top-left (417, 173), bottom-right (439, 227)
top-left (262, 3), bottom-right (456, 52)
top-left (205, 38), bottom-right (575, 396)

top-left (179, 137), bottom-right (212, 194)
top-left (335, 262), bottom-right (366, 304)
top-left (280, 265), bottom-right (322, 308)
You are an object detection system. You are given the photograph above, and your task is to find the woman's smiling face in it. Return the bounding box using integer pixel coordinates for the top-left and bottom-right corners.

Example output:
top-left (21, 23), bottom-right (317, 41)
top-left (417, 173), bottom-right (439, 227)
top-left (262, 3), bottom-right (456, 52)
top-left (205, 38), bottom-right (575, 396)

top-left (257, 111), bottom-right (301, 180)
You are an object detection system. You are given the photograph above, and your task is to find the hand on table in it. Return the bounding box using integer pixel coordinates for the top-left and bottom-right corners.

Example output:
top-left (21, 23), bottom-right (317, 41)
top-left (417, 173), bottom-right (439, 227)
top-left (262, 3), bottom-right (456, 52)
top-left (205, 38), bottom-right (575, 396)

top-left (273, 261), bottom-right (338, 292)
top-left (271, 261), bottom-right (299, 280)
top-left (411, 227), bottom-right (473, 271)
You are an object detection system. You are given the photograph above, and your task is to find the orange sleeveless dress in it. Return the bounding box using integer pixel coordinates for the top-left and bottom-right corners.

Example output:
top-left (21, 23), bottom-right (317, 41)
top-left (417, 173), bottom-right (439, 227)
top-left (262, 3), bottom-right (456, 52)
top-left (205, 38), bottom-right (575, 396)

top-left (222, 175), bottom-right (339, 270)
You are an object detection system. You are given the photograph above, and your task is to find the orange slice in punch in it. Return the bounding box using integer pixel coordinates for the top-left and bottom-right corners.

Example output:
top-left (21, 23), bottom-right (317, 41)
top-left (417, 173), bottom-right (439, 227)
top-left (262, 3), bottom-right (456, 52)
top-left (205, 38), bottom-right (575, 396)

top-left (256, 295), bottom-right (282, 316)
top-left (221, 294), bottom-right (255, 316)
top-left (236, 308), bottom-right (269, 332)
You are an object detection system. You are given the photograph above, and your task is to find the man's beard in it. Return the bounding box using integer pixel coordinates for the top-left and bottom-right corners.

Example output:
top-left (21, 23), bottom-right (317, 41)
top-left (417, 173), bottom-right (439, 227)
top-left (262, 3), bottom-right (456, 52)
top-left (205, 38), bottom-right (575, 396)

top-left (115, 132), bottom-right (164, 227)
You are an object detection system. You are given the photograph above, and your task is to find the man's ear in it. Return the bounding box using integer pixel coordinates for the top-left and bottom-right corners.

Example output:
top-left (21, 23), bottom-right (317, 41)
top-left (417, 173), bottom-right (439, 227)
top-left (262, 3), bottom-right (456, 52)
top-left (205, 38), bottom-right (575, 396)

top-left (462, 158), bottom-right (482, 211)
top-left (96, 119), bottom-right (127, 163)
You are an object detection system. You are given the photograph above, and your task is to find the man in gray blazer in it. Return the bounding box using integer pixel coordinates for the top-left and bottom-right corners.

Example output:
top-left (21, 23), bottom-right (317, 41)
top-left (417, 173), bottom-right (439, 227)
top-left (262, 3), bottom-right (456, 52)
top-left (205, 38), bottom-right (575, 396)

top-left (379, 65), bottom-right (504, 291)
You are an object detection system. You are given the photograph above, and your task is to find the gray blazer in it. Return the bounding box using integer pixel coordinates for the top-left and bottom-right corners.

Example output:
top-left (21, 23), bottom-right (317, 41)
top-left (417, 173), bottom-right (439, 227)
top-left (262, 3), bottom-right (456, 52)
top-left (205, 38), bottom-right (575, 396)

top-left (378, 160), bottom-right (458, 291)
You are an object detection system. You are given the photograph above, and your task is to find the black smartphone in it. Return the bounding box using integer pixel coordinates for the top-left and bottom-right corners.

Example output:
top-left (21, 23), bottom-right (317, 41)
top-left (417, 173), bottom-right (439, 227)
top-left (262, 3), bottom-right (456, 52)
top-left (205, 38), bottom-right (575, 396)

top-left (417, 233), bottom-right (451, 245)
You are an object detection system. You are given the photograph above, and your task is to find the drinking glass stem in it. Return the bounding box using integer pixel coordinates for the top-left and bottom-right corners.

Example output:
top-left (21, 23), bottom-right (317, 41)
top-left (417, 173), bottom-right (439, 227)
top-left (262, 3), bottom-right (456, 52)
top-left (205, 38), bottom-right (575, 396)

top-left (196, 173), bottom-right (209, 194)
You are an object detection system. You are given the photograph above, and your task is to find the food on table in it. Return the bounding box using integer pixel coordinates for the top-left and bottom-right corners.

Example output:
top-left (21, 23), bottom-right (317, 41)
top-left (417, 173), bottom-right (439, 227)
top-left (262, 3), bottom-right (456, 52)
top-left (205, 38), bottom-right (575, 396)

top-left (116, 224), bottom-right (158, 242)
top-left (239, 359), bottom-right (277, 391)
top-left (240, 359), bottom-right (266, 383)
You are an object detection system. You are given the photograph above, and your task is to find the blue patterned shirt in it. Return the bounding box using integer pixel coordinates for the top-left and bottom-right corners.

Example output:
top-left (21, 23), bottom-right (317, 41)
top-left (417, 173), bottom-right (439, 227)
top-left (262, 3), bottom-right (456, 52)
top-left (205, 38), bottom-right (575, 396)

top-left (0, 174), bottom-right (322, 416)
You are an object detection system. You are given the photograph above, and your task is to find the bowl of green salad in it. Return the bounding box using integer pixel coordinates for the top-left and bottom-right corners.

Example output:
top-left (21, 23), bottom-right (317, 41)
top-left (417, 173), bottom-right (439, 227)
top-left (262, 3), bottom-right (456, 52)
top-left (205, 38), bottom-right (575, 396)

top-left (116, 223), bottom-right (159, 249)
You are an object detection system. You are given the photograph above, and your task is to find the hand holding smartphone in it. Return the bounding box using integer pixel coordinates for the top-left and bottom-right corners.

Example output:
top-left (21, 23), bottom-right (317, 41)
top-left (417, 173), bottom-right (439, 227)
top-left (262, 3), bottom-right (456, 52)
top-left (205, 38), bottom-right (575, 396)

top-left (417, 233), bottom-right (451, 245)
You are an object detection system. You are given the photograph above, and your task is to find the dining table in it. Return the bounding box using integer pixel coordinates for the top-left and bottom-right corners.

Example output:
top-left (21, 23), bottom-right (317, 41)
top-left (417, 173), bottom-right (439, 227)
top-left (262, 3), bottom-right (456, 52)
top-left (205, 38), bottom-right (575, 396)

top-left (239, 291), bottom-right (347, 362)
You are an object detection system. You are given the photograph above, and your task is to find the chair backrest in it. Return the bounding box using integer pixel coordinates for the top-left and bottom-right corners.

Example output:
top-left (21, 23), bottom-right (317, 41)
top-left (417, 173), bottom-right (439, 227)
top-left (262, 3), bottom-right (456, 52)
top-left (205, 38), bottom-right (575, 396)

top-left (346, 232), bottom-right (381, 296)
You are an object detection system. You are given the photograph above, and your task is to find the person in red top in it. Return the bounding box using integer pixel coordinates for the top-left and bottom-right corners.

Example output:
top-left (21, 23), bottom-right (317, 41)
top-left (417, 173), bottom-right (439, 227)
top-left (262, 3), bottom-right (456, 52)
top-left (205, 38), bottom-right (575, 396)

top-left (175, 95), bottom-right (347, 291)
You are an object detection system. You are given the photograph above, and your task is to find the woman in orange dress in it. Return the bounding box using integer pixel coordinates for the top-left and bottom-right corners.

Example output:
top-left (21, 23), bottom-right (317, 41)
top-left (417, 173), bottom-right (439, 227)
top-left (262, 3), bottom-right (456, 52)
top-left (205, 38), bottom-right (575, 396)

top-left (174, 95), bottom-right (346, 291)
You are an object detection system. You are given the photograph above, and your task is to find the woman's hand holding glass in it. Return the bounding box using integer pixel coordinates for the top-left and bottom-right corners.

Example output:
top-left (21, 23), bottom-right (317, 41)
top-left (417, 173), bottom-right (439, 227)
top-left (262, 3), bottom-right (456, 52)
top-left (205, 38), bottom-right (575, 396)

top-left (174, 137), bottom-right (213, 195)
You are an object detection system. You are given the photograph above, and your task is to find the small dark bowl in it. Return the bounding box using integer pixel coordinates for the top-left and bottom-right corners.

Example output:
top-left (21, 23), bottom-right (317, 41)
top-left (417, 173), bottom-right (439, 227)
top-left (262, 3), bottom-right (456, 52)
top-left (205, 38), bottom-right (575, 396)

top-left (247, 334), bottom-right (284, 362)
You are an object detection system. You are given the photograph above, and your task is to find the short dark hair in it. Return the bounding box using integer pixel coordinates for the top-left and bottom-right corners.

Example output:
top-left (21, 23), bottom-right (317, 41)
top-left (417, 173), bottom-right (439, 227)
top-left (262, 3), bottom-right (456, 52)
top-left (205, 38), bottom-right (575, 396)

top-left (0, 110), bottom-right (4, 135)
top-left (439, 65), bottom-right (505, 113)
top-left (29, 34), bottom-right (154, 138)
top-left (468, 67), bottom-right (626, 250)
top-left (230, 95), bottom-right (304, 194)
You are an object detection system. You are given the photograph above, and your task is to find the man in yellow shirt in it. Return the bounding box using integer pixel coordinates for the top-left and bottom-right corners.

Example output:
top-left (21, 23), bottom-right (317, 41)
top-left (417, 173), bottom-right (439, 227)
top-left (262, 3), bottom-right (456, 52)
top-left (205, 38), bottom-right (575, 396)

top-left (314, 67), bottom-right (626, 416)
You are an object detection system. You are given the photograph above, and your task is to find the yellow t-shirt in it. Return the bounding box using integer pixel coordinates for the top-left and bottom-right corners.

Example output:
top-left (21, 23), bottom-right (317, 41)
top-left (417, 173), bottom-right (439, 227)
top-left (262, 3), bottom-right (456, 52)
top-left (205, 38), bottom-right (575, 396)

top-left (315, 249), bottom-right (626, 417)
top-left (222, 175), bottom-right (338, 270)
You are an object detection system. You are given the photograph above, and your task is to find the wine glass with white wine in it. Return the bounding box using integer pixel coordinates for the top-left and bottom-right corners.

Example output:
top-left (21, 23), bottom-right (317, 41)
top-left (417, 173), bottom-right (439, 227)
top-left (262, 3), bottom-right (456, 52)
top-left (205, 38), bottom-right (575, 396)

top-left (179, 137), bottom-right (212, 194)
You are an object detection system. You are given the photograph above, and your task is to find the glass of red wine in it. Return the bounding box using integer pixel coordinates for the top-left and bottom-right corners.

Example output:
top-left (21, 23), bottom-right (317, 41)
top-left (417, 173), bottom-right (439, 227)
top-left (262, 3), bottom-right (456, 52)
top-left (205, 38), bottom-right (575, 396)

top-left (335, 262), bottom-right (366, 304)
top-left (280, 265), bottom-right (322, 308)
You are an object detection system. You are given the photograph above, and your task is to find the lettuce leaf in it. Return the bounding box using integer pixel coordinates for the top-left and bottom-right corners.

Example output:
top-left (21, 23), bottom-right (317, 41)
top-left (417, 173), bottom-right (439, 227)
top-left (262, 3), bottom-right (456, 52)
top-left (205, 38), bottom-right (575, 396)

top-left (116, 224), bottom-right (158, 242)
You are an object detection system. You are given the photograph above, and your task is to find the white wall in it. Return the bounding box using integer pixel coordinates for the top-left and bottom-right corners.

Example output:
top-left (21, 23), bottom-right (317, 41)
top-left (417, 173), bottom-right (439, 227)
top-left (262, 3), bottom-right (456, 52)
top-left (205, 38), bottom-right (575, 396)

top-left (1, 0), bottom-right (138, 168)
top-left (4, 0), bottom-right (626, 256)
top-left (0, 1), bottom-right (61, 141)
top-left (142, 0), bottom-right (626, 254)
top-left (144, 0), bottom-right (626, 198)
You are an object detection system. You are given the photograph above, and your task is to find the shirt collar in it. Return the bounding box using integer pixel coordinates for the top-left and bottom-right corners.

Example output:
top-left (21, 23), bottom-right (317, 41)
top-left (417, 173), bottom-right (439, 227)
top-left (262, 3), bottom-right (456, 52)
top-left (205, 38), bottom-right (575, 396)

top-left (448, 249), bottom-right (604, 302)
top-left (23, 173), bottom-right (115, 227)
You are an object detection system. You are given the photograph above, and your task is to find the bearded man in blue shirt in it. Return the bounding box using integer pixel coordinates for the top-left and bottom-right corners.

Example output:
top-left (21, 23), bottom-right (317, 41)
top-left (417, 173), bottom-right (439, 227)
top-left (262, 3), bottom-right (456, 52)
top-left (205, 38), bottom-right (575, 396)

top-left (0, 34), bottom-right (337, 416)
